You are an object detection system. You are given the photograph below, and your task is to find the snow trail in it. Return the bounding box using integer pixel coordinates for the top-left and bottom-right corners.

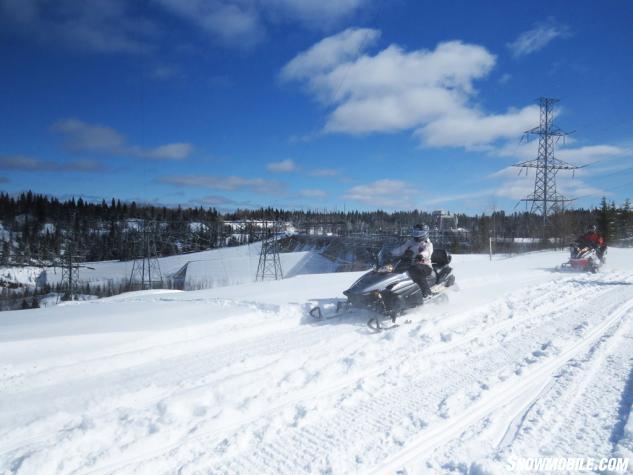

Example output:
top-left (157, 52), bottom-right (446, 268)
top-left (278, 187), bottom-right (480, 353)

top-left (2, 249), bottom-right (633, 474)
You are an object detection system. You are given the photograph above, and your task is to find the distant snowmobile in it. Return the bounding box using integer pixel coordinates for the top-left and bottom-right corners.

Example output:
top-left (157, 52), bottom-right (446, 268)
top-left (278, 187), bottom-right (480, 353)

top-left (342, 248), bottom-right (456, 331)
top-left (559, 243), bottom-right (605, 273)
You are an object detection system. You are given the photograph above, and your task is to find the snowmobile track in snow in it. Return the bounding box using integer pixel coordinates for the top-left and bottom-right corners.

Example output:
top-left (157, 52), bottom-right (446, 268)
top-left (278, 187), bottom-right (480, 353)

top-left (372, 286), bottom-right (633, 474)
top-left (77, 277), bottom-right (633, 474)
top-left (4, 256), bottom-right (633, 475)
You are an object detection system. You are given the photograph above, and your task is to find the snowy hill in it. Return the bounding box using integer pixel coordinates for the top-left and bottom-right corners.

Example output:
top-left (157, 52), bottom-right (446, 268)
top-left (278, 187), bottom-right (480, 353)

top-left (2, 249), bottom-right (633, 473)
top-left (40, 242), bottom-right (338, 290)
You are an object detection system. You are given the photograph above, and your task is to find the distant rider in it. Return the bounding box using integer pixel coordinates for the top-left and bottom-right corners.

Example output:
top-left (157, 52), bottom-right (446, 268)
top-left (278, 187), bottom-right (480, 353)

top-left (575, 224), bottom-right (606, 261)
top-left (391, 224), bottom-right (434, 298)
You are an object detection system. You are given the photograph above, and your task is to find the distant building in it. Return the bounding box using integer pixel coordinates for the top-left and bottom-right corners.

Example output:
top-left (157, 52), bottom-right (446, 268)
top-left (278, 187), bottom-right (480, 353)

top-left (432, 210), bottom-right (458, 231)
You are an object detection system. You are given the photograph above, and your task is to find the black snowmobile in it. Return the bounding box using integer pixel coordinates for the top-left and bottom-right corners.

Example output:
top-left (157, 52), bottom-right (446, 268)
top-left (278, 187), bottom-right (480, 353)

top-left (343, 248), bottom-right (456, 331)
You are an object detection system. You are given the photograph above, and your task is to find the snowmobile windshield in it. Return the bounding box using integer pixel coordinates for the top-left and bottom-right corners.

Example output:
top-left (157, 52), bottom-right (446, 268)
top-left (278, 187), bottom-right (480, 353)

top-left (376, 245), bottom-right (398, 266)
top-left (375, 244), bottom-right (412, 272)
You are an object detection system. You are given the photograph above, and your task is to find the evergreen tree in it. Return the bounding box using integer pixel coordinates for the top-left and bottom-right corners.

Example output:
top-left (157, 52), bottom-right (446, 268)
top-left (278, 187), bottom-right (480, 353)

top-left (597, 197), bottom-right (616, 243)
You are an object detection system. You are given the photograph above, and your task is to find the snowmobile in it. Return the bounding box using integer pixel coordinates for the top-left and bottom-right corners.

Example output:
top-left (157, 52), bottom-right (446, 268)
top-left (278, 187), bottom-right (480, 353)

top-left (559, 243), bottom-right (605, 273)
top-left (342, 248), bottom-right (456, 331)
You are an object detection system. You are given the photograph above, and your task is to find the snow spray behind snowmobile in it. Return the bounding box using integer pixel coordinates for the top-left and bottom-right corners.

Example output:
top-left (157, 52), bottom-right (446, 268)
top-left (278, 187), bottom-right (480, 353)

top-left (558, 243), bottom-right (605, 273)
top-left (343, 248), bottom-right (455, 331)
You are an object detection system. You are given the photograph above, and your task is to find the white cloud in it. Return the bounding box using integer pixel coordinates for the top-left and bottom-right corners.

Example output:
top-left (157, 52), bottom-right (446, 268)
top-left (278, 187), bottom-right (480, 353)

top-left (1, 0), bottom-right (371, 52)
top-left (0, 0), bottom-right (156, 54)
top-left (508, 19), bottom-right (571, 57)
top-left (493, 173), bottom-right (607, 202)
top-left (197, 195), bottom-right (237, 206)
top-left (498, 73), bottom-right (512, 84)
top-left (154, 0), bottom-right (369, 49)
top-left (52, 118), bottom-right (193, 160)
top-left (343, 179), bottom-right (420, 209)
top-left (556, 145), bottom-right (632, 166)
top-left (299, 188), bottom-right (327, 198)
top-left (266, 0), bottom-right (369, 27)
top-left (149, 64), bottom-right (181, 80)
top-left (496, 142), bottom-right (633, 167)
top-left (136, 143), bottom-right (193, 160)
top-left (416, 106), bottom-right (539, 149)
top-left (0, 155), bottom-right (105, 172)
top-left (52, 119), bottom-right (126, 152)
top-left (490, 142), bottom-right (630, 202)
top-left (283, 31), bottom-right (542, 149)
top-left (309, 168), bottom-right (340, 177)
top-left (280, 27), bottom-right (380, 81)
top-left (426, 189), bottom-right (496, 205)
top-left (267, 159), bottom-right (297, 172)
top-left (154, 0), bottom-right (263, 48)
top-left (159, 175), bottom-right (285, 194)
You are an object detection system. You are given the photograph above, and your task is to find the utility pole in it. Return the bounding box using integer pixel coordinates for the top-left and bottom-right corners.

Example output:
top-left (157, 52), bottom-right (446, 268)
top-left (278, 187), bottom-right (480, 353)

top-left (256, 222), bottom-right (284, 281)
top-left (513, 97), bottom-right (580, 239)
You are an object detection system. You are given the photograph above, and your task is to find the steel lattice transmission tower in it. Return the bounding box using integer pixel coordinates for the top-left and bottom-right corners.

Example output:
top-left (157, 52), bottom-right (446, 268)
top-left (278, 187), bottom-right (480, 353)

top-left (60, 250), bottom-right (82, 299)
top-left (59, 212), bottom-right (85, 300)
top-left (513, 97), bottom-right (580, 235)
top-left (256, 224), bottom-right (284, 281)
top-left (129, 221), bottom-right (163, 290)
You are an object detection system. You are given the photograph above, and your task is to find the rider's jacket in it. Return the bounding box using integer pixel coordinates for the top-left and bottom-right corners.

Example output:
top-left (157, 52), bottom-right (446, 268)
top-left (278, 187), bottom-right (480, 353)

top-left (577, 231), bottom-right (605, 249)
top-left (391, 238), bottom-right (434, 266)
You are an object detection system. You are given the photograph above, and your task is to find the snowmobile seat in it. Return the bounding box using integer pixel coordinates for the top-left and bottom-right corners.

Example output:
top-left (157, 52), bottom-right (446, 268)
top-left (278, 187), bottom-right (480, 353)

top-left (431, 249), bottom-right (451, 267)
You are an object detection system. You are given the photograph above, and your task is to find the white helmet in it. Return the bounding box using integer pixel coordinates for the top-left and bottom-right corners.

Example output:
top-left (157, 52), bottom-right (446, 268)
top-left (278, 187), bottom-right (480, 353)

top-left (411, 224), bottom-right (429, 239)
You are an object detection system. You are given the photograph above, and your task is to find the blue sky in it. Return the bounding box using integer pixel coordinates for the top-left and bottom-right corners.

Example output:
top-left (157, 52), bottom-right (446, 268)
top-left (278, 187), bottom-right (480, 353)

top-left (1, 0), bottom-right (632, 213)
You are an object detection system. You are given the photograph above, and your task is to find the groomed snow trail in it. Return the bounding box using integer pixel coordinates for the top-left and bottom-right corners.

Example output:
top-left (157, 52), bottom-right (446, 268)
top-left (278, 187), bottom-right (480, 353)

top-left (1, 249), bottom-right (633, 474)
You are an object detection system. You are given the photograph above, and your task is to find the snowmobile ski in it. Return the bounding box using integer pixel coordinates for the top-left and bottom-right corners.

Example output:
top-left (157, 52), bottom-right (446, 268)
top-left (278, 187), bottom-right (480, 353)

top-left (366, 289), bottom-right (448, 332)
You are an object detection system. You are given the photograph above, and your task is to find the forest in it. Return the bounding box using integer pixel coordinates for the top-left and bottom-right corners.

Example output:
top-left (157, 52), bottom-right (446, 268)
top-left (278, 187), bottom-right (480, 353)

top-left (1, 191), bottom-right (632, 267)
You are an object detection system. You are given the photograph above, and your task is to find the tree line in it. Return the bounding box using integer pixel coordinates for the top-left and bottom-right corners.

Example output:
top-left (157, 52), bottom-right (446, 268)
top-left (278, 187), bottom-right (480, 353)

top-left (1, 192), bottom-right (632, 267)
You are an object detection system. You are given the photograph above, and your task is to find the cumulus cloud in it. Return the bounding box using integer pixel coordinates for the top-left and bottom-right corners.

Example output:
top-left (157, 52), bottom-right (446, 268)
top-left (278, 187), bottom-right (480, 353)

top-left (0, 0), bottom-right (156, 54)
top-left (508, 19), bottom-right (571, 57)
top-left (416, 106), bottom-right (539, 149)
top-left (52, 118), bottom-right (193, 160)
top-left (267, 159), bottom-right (297, 172)
top-left (343, 179), bottom-right (420, 209)
top-left (280, 27), bottom-right (380, 81)
top-left (282, 30), bottom-right (540, 149)
top-left (159, 175), bottom-right (285, 194)
top-left (0, 155), bottom-right (105, 172)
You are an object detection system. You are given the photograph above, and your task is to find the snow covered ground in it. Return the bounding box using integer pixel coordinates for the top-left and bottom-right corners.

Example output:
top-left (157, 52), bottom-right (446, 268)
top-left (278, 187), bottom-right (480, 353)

top-left (40, 242), bottom-right (336, 290)
top-left (2, 248), bottom-right (633, 474)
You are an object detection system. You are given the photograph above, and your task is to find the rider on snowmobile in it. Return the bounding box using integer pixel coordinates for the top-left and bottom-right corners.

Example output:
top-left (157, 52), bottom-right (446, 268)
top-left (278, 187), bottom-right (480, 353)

top-left (391, 224), bottom-right (434, 298)
top-left (575, 224), bottom-right (606, 261)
